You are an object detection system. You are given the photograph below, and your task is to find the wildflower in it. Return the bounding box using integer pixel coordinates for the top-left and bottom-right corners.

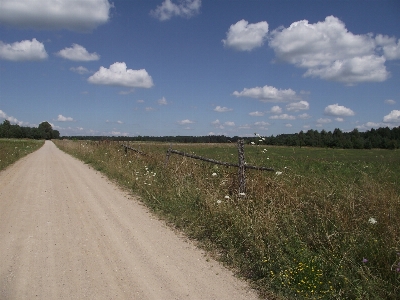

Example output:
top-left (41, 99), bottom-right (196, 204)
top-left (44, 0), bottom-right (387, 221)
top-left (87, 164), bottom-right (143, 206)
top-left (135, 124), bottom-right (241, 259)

top-left (224, 195), bottom-right (230, 199)
top-left (129, 161), bottom-right (132, 163)
top-left (362, 258), bottom-right (368, 263)
top-left (216, 200), bottom-right (222, 204)
top-left (368, 217), bottom-right (377, 224)
top-left (239, 192), bottom-right (246, 196)
top-left (251, 142), bottom-right (255, 145)
top-left (276, 171), bottom-right (282, 175)
top-left (212, 173), bottom-right (217, 176)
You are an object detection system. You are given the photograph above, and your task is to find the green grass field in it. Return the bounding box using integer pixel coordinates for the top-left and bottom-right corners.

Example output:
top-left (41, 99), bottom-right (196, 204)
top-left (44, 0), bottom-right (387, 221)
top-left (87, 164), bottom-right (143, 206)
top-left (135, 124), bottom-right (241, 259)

top-left (54, 140), bottom-right (400, 299)
top-left (0, 139), bottom-right (44, 171)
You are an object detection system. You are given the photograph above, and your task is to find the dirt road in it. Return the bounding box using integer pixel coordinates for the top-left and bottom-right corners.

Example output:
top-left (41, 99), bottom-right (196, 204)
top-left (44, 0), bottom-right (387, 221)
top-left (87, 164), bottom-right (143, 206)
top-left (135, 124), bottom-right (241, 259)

top-left (0, 141), bottom-right (258, 299)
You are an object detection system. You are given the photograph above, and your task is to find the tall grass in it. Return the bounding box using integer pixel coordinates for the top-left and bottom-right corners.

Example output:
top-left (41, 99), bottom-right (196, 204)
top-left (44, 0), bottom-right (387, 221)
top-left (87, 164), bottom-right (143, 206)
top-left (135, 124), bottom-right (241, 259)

top-left (0, 139), bottom-right (44, 171)
top-left (54, 140), bottom-right (400, 299)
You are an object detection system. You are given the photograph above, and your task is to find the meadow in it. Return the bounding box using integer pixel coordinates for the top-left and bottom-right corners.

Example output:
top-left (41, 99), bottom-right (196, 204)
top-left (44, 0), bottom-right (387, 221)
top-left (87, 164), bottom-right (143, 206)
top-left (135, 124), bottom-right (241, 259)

top-left (54, 139), bottom-right (400, 299)
top-left (0, 139), bottom-right (44, 171)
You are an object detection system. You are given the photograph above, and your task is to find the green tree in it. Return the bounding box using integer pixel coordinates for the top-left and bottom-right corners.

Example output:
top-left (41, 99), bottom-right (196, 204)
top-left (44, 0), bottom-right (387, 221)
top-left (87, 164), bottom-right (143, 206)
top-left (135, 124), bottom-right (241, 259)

top-left (0, 120), bottom-right (12, 138)
top-left (38, 121), bottom-right (53, 140)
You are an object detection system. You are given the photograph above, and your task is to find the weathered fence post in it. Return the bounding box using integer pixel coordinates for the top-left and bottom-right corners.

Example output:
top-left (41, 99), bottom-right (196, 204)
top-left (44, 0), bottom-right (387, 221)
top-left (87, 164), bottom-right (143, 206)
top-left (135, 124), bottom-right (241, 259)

top-left (165, 144), bottom-right (172, 166)
top-left (237, 139), bottom-right (246, 195)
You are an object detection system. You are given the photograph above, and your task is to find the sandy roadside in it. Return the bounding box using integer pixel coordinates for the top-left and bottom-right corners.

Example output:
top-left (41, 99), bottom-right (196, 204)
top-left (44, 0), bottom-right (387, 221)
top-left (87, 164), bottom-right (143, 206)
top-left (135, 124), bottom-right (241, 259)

top-left (0, 140), bottom-right (259, 299)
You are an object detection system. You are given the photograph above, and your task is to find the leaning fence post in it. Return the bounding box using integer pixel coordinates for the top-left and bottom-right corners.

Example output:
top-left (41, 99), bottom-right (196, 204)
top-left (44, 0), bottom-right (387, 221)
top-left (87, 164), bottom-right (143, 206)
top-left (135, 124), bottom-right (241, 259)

top-left (237, 139), bottom-right (246, 195)
top-left (165, 144), bottom-right (172, 166)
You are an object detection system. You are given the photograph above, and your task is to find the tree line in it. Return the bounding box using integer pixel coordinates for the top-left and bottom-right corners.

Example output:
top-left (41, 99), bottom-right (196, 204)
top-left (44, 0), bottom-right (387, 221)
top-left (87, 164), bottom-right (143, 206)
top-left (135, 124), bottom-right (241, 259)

top-left (62, 126), bottom-right (400, 150)
top-left (0, 120), bottom-right (60, 140)
top-left (1, 118), bottom-right (398, 149)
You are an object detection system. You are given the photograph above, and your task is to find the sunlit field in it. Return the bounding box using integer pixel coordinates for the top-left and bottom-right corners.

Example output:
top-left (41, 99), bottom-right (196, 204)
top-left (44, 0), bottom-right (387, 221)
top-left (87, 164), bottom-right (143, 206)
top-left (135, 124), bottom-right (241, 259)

top-left (0, 139), bottom-right (44, 171)
top-left (54, 139), bottom-right (400, 299)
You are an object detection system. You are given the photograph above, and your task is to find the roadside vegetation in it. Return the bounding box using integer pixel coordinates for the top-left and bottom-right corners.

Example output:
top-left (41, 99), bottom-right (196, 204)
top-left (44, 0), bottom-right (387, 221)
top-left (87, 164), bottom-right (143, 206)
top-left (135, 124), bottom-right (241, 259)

top-left (0, 139), bottom-right (44, 171)
top-left (54, 139), bottom-right (400, 299)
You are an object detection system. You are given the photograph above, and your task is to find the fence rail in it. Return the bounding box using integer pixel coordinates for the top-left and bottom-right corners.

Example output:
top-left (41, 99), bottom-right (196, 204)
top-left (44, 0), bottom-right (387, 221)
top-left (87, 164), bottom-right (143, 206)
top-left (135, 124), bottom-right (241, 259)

top-left (165, 140), bottom-right (274, 195)
top-left (165, 148), bottom-right (274, 171)
top-left (121, 140), bottom-right (274, 195)
top-left (121, 144), bottom-right (146, 155)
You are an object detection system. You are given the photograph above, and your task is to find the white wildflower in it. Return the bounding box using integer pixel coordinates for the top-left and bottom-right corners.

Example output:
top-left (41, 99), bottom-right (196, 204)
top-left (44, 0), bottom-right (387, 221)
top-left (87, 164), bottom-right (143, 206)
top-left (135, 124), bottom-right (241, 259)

top-left (276, 171), bottom-right (282, 175)
top-left (368, 217), bottom-right (377, 224)
top-left (212, 172), bottom-right (217, 176)
top-left (251, 142), bottom-right (255, 145)
top-left (216, 200), bottom-right (222, 204)
top-left (239, 192), bottom-right (246, 196)
top-left (224, 195), bottom-right (230, 199)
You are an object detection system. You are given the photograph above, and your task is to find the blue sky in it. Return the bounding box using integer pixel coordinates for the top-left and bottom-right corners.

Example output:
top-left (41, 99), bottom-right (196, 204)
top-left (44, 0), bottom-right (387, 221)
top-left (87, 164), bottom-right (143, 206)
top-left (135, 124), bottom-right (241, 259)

top-left (0, 0), bottom-right (399, 137)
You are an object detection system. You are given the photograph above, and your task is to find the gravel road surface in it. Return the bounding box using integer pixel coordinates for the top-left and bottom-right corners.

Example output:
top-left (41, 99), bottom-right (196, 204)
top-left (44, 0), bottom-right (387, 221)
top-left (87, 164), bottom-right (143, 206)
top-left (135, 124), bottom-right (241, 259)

top-left (0, 141), bottom-right (259, 299)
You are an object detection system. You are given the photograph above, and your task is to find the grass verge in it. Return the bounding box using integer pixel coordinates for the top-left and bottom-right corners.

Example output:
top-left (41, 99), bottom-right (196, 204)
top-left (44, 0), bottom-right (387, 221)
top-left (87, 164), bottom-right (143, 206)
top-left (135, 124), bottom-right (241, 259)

top-left (54, 140), bottom-right (400, 299)
top-left (0, 139), bottom-right (44, 171)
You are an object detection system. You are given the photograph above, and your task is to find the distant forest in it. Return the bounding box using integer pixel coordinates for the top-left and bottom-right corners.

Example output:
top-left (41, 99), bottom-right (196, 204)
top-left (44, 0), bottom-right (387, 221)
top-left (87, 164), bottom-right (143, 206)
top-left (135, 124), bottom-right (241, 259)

top-left (1, 119), bottom-right (399, 149)
top-left (0, 120), bottom-right (60, 140)
top-left (64, 126), bottom-right (400, 150)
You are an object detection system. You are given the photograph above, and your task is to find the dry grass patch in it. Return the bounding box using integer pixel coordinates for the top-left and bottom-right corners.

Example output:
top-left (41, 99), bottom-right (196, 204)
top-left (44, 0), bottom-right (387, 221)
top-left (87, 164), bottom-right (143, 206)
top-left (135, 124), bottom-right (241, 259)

top-left (54, 140), bottom-right (400, 299)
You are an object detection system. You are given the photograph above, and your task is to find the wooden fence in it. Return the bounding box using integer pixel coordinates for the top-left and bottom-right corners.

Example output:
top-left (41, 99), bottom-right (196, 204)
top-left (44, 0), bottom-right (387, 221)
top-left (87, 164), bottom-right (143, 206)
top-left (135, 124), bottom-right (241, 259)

top-left (122, 140), bottom-right (274, 195)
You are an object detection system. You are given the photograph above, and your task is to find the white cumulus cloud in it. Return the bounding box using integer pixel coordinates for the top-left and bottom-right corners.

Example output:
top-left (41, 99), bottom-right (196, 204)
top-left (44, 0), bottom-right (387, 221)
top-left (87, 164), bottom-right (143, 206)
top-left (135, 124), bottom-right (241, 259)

top-left (0, 38), bottom-right (47, 61)
top-left (214, 106), bottom-right (232, 112)
top-left (178, 119), bottom-right (194, 125)
top-left (383, 110), bottom-right (400, 123)
top-left (150, 0), bottom-right (201, 21)
top-left (356, 122), bottom-right (387, 131)
top-left (158, 97), bottom-right (168, 105)
top-left (233, 85), bottom-right (298, 102)
top-left (269, 114), bottom-right (296, 120)
top-left (286, 101), bottom-right (309, 111)
top-left (56, 44), bottom-right (100, 61)
top-left (88, 62), bottom-right (154, 88)
top-left (270, 106), bottom-right (282, 114)
top-left (375, 34), bottom-right (400, 60)
top-left (0, 0), bottom-right (112, 32)
top-left (70, 66), bottom-right (90, 74)
top-left (224, 121), bottom-right (235, 127)
top-left (222, 19), bottom-right (269, 51)
top-left (269, 16), bottom-right (392, 84)
top-left (384, 99), bottom-right (396, 105)
top-left (324, 103), bottom-right (355, 117)
top-left (255, 121), bottom-right (269, 126)
top-left (0, 109), bottom-right (26, 125)
top-left (57, 114), bottom-right (74, 122)
top-left (249, 111), bottom-right (264, 116)
top-left (317, 118), bottom-right (332, 124)
top-left (298, 113), bottom-right (311, 119)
